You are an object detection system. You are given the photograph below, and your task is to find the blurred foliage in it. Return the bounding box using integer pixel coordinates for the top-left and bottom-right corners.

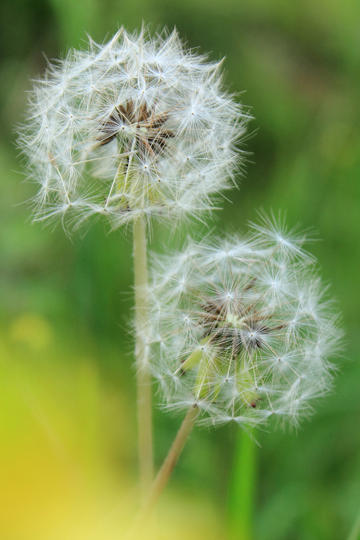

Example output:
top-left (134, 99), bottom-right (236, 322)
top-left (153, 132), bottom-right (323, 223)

top-left (1, 0), bottom-right (360, 539)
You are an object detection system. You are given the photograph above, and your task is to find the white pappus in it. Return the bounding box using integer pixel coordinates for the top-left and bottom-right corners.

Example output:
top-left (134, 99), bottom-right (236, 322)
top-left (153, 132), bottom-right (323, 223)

top-left (18, 27), bottom-right (250, 230)
top-left (148, 217), bottom-right (342, 429)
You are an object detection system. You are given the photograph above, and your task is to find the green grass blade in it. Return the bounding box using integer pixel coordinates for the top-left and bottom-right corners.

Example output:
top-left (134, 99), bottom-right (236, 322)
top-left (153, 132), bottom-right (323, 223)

top-left (228, 428), bottom-right (257, 540)
top-left (348, 511), bottom-right (360, 540)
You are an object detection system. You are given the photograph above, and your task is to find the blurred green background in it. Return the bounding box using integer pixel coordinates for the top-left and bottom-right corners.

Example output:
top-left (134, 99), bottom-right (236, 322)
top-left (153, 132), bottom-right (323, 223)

top-left (1, 0), bottom-right (360, 539)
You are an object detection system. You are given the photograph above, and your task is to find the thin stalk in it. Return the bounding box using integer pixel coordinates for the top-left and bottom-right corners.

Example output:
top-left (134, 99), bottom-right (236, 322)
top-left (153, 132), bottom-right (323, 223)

top-left (133, 215), bottom-right (153, 499)
top-left (228, 428), bottom-right (257, 540)
top-left (126, 406), bottom-right (198, 539)
top-left (143, 405), bottom-right (198, 517)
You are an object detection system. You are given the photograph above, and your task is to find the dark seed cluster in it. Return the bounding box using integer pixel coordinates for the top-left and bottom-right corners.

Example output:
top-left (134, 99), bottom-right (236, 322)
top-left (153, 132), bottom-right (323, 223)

top-left (99, 100), bottom-right (174, 157)
top-left (200, 288), bottom-right (280, 357)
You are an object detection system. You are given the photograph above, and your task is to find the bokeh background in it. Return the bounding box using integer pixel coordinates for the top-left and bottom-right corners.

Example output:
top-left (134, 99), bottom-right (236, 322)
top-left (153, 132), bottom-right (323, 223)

top-left (1, 1), bottom-right (360, 539)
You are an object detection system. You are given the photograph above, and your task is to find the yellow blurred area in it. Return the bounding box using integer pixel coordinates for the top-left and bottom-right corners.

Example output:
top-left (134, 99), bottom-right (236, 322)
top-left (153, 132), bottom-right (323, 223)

top-left (0, 315), bottom-right (222, 540)
top-left (9, 314), bottom-right (53, 351)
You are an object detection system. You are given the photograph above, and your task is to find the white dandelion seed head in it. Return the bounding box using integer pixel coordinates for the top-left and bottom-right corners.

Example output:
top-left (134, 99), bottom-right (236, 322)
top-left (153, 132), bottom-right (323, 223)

top-left (18, 27), bottom-right (250, 231)
top-left (148, 217), bottom-right (342, 429)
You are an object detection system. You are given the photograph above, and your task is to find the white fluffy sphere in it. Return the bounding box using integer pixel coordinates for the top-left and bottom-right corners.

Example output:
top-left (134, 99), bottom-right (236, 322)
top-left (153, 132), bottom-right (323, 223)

top-left (149, 217), bottom-right (342, 429)
top-left (18, 28), bottom-right (249, 230)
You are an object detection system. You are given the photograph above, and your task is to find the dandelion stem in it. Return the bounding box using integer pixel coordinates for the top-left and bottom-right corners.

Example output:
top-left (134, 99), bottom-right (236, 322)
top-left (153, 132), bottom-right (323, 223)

top-left (142, 405), bottom-right (198, 517)
top-left (133, 214), bottom-right (153, 499)
top-left (126, 406), bottom-right (198, 539)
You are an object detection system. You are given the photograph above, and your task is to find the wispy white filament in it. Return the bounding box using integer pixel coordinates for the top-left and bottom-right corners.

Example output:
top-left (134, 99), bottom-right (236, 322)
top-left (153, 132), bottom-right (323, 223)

top-left (148, 216), bottom-right (342, 429)
top-left (18, 27), bottom-right (249, 230)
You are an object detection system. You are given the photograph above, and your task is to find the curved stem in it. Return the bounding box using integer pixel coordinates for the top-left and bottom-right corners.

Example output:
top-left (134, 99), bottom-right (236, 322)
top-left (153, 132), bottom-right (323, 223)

top-left (129, 404), bottom-right (199, 537)
top-left (146, 405), bottom-right (198, 512)
top-left (133, 215), bottom-right (153, 499)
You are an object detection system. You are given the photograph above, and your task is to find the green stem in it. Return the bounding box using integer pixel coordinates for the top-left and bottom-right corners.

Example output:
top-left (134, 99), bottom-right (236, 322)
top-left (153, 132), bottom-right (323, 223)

top-left (133, 215), bottom-right (153, 500)
top-left (228, 428), bottom-right (257, 540)
top-left (146, 405), bottom-right (198, 511)
top-left (130, 405), bottom-right (198, 536)
top-left (127, 406), bottom-right (197, 540)
top-left (347, 510), bottom-right (360, 540)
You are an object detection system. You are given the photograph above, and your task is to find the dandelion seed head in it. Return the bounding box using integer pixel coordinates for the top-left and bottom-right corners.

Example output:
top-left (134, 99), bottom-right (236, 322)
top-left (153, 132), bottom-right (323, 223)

top-left (148, 218), bottom-right (342, 429)
top-left (18, 27), bottom-right (249, 231)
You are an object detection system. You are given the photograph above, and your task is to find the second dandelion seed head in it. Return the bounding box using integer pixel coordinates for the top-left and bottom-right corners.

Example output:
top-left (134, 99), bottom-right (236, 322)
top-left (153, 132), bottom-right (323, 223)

top-left (149, 218), bottom-right (342, 429)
